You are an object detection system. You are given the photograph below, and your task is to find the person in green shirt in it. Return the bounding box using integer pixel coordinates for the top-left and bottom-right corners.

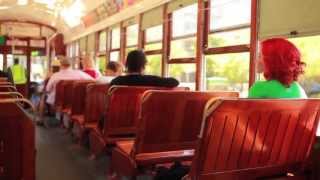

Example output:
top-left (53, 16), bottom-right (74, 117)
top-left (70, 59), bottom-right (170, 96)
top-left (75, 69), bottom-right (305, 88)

top-left (249, 38), bottom-right (307, 98)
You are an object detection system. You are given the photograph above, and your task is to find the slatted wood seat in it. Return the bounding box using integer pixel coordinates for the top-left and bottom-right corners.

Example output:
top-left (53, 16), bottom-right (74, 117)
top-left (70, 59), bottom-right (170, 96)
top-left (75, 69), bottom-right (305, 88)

top-left (0, 85), bottom-right (17, 92)
top-left (0, 77), bottom-right (8, 82)
top-left (73, 83), bottom-right (110, 142)
top-left (61, 81), bottom-right (76, 115)
top-left (70, 81), bottom-right (95, 125)
top-left (184, 98), bottom-right (320, 180)
top-left (89, 86), bottom-right (189, 158)
top-left (0, 99), bottom-right (35, 180)
top-left (109, 90), bottom-right (239, 179)
top-left (54, 80), bottom-right (69, 113)
top-left (0, 92), bottom-right (24, 99)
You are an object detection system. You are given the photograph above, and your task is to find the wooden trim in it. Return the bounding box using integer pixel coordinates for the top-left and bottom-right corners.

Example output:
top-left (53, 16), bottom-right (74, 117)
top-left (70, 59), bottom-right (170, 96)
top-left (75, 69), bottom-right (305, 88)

top-left (171, 33), bottom-right (197, 41)
top-left (204, 44), bottom-right (250, 55)
top-left (107, 28), bottom-right (111, 62)
top-left (208, 24), bottom-right (250, 34)
top-left (168, 57), bottom-right (195, 64)
top-left (145, 49), bottom-right (163, 55)
top-left (0, 19), bottom-right (57, 32)
top-left (120, 22), bottom-right (127, 64)
top-left (138, 14), bottom-right (144, 49)
top-left (110, 48), bottom-right (121, 52)
top-left (195, 0), bottom-right (206, 90)
top-left (162, 5), bottom-right (170, 77)
top-left (249, 0), bottom-right (258, 87)
top-left (203, 0), bottom-right (210, 49)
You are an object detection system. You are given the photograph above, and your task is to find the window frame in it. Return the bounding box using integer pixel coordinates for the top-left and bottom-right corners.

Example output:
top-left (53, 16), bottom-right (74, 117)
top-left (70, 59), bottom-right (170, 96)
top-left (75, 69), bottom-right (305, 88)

top-left (108, 26), bottom-right (121, 62)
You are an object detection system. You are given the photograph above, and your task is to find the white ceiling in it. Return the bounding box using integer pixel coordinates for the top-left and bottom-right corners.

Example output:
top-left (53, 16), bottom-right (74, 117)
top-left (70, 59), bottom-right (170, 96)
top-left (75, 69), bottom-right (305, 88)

top-left (0, 0), bottom-right (105, 33)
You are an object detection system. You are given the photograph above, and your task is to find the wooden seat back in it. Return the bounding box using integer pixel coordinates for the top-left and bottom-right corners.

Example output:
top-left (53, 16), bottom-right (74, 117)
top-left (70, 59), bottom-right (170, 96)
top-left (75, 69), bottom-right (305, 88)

top-left (70, 81), bottom-right (95, 116)
top-left (54, 80), bottom-right (73, 111)
top-left (0, 77), bottom-right (8, 82)
top-left (188, 98), bottom-right (320, 180)
top-left (103, 86), bottom-right (189, 139)
top-left (0, 100), bottom-right (35, 180)
top-left (61, 81), bottom-right (76, 113)
top-left (84, 83), bottom-right (110, 124)
top-left (134, 91), bottom-right (239, 156)
top-left (0, 85), bottom-right (16, 92)
top-left (0, 92), bottom-right (23, 99)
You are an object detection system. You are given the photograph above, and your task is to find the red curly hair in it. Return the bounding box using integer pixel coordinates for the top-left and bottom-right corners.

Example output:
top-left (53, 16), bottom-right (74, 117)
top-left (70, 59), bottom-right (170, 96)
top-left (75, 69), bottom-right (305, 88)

top-left (261, 38), bottom-right (305, 87)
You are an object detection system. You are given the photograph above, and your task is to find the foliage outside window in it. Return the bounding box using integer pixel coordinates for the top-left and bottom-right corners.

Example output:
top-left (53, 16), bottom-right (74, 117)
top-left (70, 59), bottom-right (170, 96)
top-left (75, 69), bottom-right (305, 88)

top-left (289, 36), bottom-right (320, 98)
top-left (169, 64), bottom-right (196, 90)
top-left (145, 55), bottom-right (162, 76)
top-left (205, 53), bottom-right (249, 97)
top-left (97, 56), bottom-right (107, 74)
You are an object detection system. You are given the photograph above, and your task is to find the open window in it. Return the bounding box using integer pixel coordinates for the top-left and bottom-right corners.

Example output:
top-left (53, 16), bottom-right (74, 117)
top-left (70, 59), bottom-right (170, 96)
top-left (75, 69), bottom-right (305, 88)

top-left (109, 26), bottom-right (121, 62)
top-left (168, 1), bottom-right (198, 90)
top-left (203, 0), bottom-right (251, 96)
top-left (124, 22), bottom-right (139, 58)
top-left (142, 6), bottom-right (164, 76)
top-left (98, 30), bottom-right (107, 73)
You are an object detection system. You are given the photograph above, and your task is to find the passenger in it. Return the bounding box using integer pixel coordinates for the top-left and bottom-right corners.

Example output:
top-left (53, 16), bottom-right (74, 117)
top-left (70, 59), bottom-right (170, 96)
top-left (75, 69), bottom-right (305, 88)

top-left (249, 38), bottom-right (307, 98)
top-left (96, 61), bottom-right (124, 84)
top-left (46, 56), bottom-right (93, 106)
top-left (82, 55), bottom-right (101, 79)
top-left (110, 50), bottom-right (179, 87)
top-left (8, 58), bottom-right (27, 85)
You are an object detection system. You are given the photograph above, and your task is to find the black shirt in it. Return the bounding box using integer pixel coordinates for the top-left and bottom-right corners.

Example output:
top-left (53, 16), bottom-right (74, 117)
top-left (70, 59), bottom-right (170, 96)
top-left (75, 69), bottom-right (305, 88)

top-left (110, 74), bottom-right (179, 88)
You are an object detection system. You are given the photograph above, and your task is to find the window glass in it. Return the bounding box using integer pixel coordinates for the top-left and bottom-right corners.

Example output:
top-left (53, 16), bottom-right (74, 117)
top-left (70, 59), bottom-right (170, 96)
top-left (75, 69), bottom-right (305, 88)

top-left (205, 53), bottom-right (249, 97)
top-left (126, 24), bottom-right (139, 47)
top-left (210, 0), bottom-right (251, 31)
top-left (208, 28), bottom-right (250, 48)
top-left (75, 42), bottom-right (79, 57)
top-left (111, 27), bottom-right (121, 49)
top-left (171, 37), bottom-right (196, 59)
top-left (146, 25), bottom-right (163, 43)
top-left (110, 51), bottom-right (120, 62)
top-left (99, 31), bottom-right (107, 52)
top-left (145, 43), bottom-right (162, 51)
top-left (172, 4), bottom-right (198, 37)
top-left (98, 56), bottom-right (107, 74)
top-left (169, 63), bottom-right (196, 90)
top-left (145, 55), bottom-right (162, 76)
top-left (289, 36), bottom-right (320, 98)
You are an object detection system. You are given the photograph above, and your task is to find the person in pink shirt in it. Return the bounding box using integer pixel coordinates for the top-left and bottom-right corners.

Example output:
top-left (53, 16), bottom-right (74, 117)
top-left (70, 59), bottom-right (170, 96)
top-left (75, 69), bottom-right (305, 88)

top-left (82, 56), bottom-right (101, 79)
top-left (46, 56), bottom-right (93, 106)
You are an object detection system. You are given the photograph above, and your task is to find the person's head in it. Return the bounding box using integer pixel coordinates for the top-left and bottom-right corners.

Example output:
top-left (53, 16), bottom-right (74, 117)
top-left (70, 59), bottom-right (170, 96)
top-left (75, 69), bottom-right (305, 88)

top-left (259, 38), bottom-right (305, 87)
top-left (105, 61), bottom-right (123, 76)
top-left (81, 55), bottom-right (94, 69)
top-left (58, 56), bottom-right (71, 69)
top-left (14, 58), bottom-right (19, 65)
top-left (125, 50), bottom-right (147, 74)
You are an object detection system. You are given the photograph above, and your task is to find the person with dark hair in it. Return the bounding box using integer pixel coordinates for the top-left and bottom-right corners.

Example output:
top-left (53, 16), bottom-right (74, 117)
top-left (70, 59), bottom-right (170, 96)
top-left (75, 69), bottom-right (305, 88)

top-left (97, 61), bottom-right (124, 84)
top-left (249, 38), bottom-right (307, 98)
top-left (110, 50), bottom-right (179, 87)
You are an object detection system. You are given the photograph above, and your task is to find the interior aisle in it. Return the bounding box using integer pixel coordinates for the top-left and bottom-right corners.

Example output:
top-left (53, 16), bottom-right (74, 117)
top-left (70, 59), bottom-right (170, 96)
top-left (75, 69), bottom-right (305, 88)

top-left (35, 118), bottom-right (108, 180)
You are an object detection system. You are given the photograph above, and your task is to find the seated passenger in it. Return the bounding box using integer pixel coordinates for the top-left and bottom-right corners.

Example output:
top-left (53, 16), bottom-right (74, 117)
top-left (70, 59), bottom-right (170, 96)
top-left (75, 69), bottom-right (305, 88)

top-left (82, 55), bottom-right (101, 79)
top-left (46, 56), bottom-right (93, 106)
top-left (96, 61), bottom-right (124, 84)
top-left (110, 50), bottom-right (179, 87)
top-left (249, 38), bottom-right (307, 98)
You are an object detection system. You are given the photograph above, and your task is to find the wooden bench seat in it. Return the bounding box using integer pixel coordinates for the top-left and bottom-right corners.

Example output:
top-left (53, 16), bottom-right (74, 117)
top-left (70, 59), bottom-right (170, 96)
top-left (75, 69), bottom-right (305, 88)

top-left (89, 86), bottom-right (189, 158)
top-left (108, 90), bottom-right (239, 179)
top-left (73, 84), bottom-right (110, 142)
top-left (184, 98), bottom-right (320, 180)
top-left (0, 99), bottom-right (35, 180)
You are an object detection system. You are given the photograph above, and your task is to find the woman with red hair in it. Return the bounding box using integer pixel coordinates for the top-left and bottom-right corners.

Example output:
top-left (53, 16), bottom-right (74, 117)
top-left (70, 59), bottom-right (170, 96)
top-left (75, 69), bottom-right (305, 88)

top-left (249, 38), bottom-right (307, 98)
